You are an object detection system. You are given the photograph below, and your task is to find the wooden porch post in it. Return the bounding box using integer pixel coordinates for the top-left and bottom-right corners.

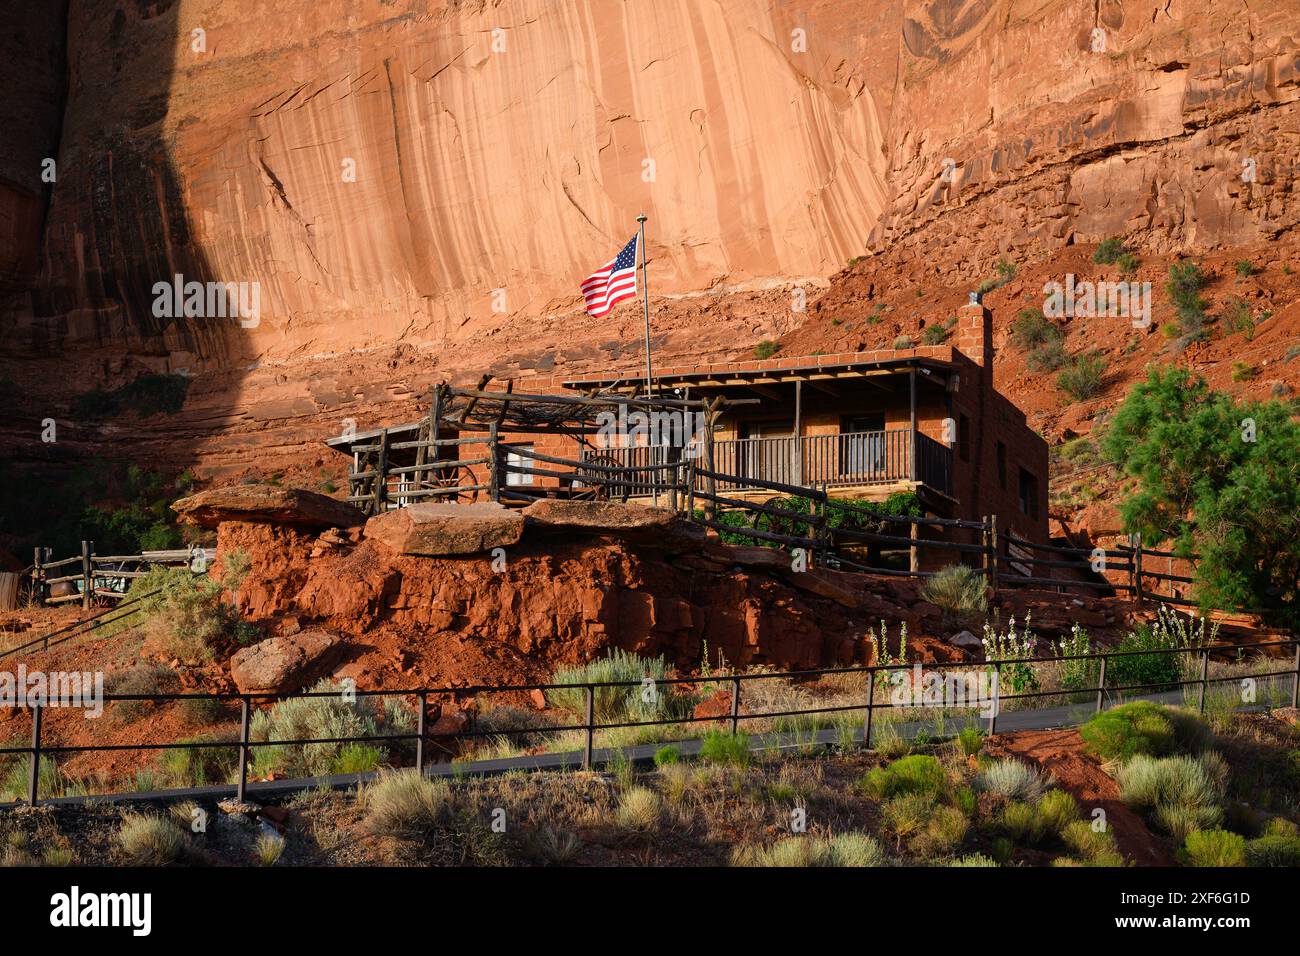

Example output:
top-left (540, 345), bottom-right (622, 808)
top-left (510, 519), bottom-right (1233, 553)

top-left (702, 397), bottom-right (722, 522)
top-left (909, 367), bottom-right (918, 482)
top-left (81, 541), bottom-right (93, 610)
top-left (793, 379), bottom-right (803, 486)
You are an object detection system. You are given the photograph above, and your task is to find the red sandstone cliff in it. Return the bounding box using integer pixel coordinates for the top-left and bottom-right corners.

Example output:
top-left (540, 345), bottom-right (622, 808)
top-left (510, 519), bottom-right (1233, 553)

top-left (0, 0), bottom-right (1297, 487)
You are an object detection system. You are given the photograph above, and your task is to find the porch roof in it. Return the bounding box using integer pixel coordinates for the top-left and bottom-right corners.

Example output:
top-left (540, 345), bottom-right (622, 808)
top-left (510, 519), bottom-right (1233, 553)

top-left (560, 348), bottom-right (960, 394)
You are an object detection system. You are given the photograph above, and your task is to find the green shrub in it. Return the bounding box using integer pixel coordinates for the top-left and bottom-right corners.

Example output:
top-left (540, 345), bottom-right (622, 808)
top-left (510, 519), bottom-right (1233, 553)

top-left (330, 743), bottom-right (386, 775)
top-left (1001, 801), bottom-right (1045, 844)
top-left (1223, 297), bottom-right (1255, 338)
top-left (118, 814), bottom-right (186, 865)
top-left (161, 732), bottom-right (238, 788)
top-left (1011, 309), bottom-right (1063, 352)
top-left (754, 340), bottom-right (779, 359)
top-left (107, 566), bottom-right (257, 663)
top-left (1118, 754), bottom-right (1224, 837)
top-left (1056, 352), bottom-right (1107, 400)
top-left (73, 373), bottom-right (191, 421)
top-left (920, 564), bottom-right (987, 623)
top-left (881, 793), bottom-right (937, 839)
top-left (1027, 341), bottom-right (1068, 373)
top-left (1230, 361), bottom-right (1254, 382)
top-left (861, 754), bottom-right (947, 799)
top-left (1093, 239), bottom-right (1127, 265)
top-left (653, 745), bottom-right (681, 767)
top-left (548, 650), bottom-right (694, 725)
top-left (977, 759), bottom-right (1047, 801)
top-left (1062, 820), bottom-right (1124, 865)
top-left (1170, 260), bottom-right (1206, 338)
top-left (893, 335), bottom-right (915, 349)
top-left (365, 770), bottom-right (450, 838)
top-left (921, 318), bottom-right (956, 345)
top-left (1180, 828), bottom-right (1246, 867)
top-left (1245, 834), bottom-right (1300, 867)
top-left (957, 726), bottom-right (983, 757)
top-left (915, 806), bottom-right (970, 857)
top-left (1080, 701), bottom-right (1175, 761)
top-left (1234, 260), bottom-right (1255, 278)
top-left (1116, 251), bottom-right (1139, 276)
top-left (824, 832), bottom-right (886, 867)
top-left (949, 853), bottom-right (998, 867)
top-left (250, 680), bottom-right (414, 779)
top-left (699, 730), bottom-right (750, 767)
top-left (1036, 790), bottom-right (1080, 838)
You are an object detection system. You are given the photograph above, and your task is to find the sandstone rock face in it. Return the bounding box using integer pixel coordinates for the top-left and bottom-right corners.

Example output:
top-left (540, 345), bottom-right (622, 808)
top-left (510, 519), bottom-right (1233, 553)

top-left (364, 502), bottom-right (525, 556)
top-left (522, 499), bottom-right (705, 549)
top-left (229, 629), bottom-right (345, 695)
top-left (173, 485), bottom-right (365, 530)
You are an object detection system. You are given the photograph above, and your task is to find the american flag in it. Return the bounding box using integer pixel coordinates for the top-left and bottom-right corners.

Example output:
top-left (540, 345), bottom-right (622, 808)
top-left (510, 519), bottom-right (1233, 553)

top-left (581, 234), bottom-right (639, 317)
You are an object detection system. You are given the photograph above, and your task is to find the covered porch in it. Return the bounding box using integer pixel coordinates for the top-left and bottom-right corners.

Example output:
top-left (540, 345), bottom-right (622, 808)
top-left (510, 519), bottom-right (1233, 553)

top-left (563, 354), bottom-right (958, 504)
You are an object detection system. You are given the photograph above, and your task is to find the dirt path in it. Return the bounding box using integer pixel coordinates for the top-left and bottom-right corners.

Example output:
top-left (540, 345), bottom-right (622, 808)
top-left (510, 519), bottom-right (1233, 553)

top-left (987, 727), bottom-right (1175, 866)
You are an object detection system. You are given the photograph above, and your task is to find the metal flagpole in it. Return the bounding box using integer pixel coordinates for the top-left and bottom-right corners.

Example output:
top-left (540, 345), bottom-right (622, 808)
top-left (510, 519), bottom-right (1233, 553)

top-left (636, 213), bottom-right (658, 505)
top-left (637, 213), bottom-right (653, 398)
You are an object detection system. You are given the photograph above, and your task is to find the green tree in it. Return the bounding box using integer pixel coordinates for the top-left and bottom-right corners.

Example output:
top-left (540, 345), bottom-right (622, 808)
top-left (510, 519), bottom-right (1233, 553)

top-left (1102, 367), bottom-right (1300, 626)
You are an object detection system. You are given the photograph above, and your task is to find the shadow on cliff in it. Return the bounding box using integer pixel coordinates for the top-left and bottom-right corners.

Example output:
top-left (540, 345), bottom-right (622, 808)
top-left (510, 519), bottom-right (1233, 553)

top-left (0, 0), bottom-right (252, 559)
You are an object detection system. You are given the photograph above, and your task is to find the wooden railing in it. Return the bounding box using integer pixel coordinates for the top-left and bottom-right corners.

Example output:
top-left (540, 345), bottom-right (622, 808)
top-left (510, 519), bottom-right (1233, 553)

top-left (30, 545), bottom-right (214, 608)
top-left (587, 429), bottom-right (953, 497)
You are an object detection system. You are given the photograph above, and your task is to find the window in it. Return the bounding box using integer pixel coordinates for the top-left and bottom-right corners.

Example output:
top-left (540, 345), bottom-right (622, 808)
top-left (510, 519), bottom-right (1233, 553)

top-left (1018, 467), bottom-right (1038, 520)
top-left (959, 414), bottom-right (971, 462)
top-left (505, 445), bottom-right (534, 486)
top-left (996, 441), bottom-right (1007, 488)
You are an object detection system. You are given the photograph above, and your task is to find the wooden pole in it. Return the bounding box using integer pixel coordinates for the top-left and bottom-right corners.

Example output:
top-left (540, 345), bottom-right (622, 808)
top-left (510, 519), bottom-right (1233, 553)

top-left (909, 367), bottom-right (917, 481)
top-left (81, 540), bottom-right (93, 610)
top-left (32, 547), bottom-right (43, 607)
top-left (909, 518), bottom-right (920, 573)
top-left (988, 515), bottom-right (999, 596)
top-left (488, 421), bottom-right (500, 503)
top-left (374, 428), bottom-right (389, 514)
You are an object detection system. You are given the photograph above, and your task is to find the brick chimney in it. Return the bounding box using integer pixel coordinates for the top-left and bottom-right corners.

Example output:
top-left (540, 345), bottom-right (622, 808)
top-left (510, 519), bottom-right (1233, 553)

top-left (955, 293), bottom-right (993, 370)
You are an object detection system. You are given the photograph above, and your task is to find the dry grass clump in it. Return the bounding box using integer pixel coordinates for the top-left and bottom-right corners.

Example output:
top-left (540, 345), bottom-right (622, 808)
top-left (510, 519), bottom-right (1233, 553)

top-left (118, 814), bottom-right (187, 865)
top-left (616, 786), bottom-right (663, 831)
top-left (254, 830), bottom-right (286, 866)
top-left (731, 831), bottom-right (884, 867)
top-left (977, 759), bottom-right (1049, 801)
top-left (364, 770), bottom-right (451, 838)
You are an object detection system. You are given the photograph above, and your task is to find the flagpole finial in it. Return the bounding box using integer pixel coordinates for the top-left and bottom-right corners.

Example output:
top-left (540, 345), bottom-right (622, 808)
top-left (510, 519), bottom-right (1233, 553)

top-left (636, 213), bottom-right (647, 223)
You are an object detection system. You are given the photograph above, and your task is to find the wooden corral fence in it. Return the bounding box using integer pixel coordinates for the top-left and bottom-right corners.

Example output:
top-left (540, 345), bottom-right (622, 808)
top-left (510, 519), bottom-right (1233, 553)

top-left (28, 544), bottom-right (214, 609)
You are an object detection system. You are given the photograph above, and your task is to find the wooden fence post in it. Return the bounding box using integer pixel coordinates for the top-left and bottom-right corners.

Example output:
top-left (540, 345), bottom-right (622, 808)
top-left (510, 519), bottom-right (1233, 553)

top-left (987, 515), bottom-right (999, 596)
top-left (1132, 533), bottom-right (1144, 607)
top-left (80, 540), bottom-right (93, 610)
top-left (32, 547), bottom-right (44, 607)
top-left (909, 519), bottom-right (919, 574)
top-left (487, 422), bottom-right (500, 502)
top-left (373, 428), bottom-right (389, 515)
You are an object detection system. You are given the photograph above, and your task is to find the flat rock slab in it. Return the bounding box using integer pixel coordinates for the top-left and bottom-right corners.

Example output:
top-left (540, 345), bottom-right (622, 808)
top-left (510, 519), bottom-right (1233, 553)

top-left (173, 484), bottom-right (365, 530)
top-left (365, 501), bottom-right (524, 556)
top-left (229, 629), bottom-right (346, 695)
top-left (522, 499), bottom-right (705, 549)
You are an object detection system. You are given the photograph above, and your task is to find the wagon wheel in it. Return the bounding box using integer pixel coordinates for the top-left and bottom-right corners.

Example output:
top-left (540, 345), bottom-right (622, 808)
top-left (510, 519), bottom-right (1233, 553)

top-left (428, 464), bottom-right (481, 503)
top-left (574, 453), bottom-right (621, 501)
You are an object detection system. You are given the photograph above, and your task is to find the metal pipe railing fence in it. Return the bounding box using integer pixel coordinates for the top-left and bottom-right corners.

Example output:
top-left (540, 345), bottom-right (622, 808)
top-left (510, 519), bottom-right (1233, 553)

top-left (4, 637), bottom-right (1296, 807)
